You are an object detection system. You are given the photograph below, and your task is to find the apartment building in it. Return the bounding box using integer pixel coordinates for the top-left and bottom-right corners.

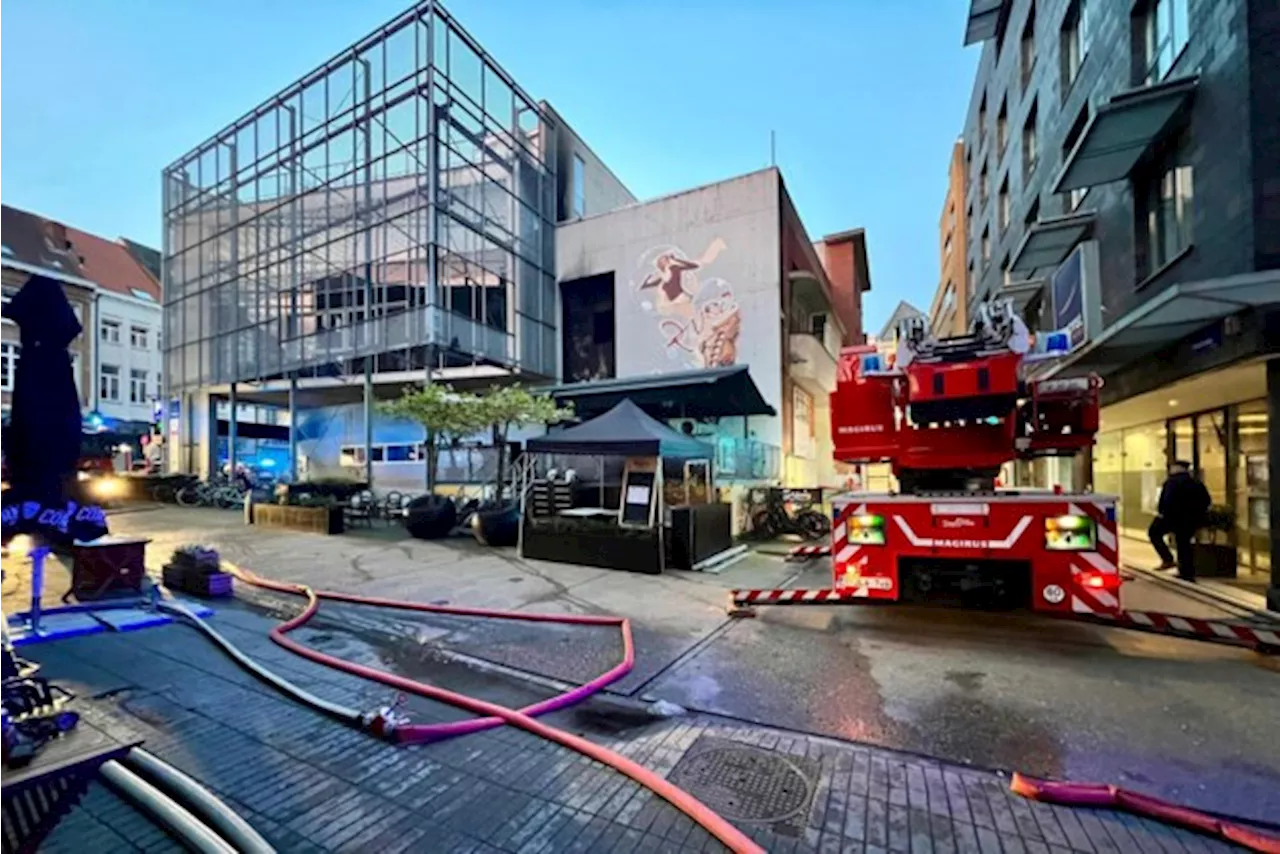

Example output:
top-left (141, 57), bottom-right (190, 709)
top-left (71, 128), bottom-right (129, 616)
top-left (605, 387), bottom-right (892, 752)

top-left (927, 141), bottom-right (970, 337)
top-left (959, 0), bottom-right (1279, 605)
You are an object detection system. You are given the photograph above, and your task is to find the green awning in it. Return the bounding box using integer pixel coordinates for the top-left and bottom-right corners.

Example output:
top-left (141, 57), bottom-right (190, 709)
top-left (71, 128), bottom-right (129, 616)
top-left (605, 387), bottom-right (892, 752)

top-left (1009, 211), bottom-right (1096, 275)
top-left (1052, 75), bottom-right (1199, 194)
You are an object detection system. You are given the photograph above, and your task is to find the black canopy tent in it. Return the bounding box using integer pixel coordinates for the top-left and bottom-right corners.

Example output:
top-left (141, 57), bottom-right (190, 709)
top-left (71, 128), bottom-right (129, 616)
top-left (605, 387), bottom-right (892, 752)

top-left (520, 399), bottom-right (727, 574)
top-left (526, 399), bottom-right (713, 459)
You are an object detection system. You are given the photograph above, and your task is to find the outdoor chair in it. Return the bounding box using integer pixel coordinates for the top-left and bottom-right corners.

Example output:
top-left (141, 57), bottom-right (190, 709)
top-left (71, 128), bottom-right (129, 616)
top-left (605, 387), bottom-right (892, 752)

top-left (345, 491), bottom-right (376, 528)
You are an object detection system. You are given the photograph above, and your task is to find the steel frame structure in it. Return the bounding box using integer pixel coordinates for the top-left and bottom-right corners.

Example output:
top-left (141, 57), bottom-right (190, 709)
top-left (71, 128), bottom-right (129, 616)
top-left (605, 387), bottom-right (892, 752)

top-left (161, 1), bottom-right (559, 398)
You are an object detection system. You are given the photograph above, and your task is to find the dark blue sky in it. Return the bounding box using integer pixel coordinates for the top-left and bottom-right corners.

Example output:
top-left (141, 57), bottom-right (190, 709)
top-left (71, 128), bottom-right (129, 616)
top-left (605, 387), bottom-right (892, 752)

top-left (0, 0), bottom-right (977, 331)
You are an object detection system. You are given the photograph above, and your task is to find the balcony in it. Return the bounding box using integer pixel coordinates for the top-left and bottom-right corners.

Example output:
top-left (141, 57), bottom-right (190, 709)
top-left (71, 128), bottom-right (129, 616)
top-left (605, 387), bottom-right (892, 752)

top-left (789, 332), bottom-right (838, 396)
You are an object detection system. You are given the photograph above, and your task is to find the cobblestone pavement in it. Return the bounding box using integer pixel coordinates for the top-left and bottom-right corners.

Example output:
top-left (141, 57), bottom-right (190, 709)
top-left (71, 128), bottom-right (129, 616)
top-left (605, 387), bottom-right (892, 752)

top-left (32, 600), bottom-right (1254, 853)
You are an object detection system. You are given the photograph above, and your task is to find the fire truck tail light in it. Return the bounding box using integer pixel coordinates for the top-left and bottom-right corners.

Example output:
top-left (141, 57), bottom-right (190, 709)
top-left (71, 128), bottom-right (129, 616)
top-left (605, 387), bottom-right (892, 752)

top-left (1076, 570), bottom-right (1122, 592)
top-left (847, 514), bottom-right (886, 546)
top-left (1044, 515), bottom-right (1097, 551)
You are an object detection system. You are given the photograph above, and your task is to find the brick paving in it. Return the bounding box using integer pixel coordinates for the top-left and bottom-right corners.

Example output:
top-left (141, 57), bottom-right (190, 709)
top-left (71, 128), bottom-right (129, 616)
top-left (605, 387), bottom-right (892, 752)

top-left (29, 602), bottom-right (1252, 853)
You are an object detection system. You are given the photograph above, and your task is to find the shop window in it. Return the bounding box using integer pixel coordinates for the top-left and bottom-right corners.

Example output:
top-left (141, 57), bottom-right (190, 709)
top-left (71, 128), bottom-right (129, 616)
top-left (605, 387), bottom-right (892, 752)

top-left (1119, 421), bottom-right (1168, 538)
top-left (1235, 399), bottom-right (1270, 573)
top-left (1195, 409), bottom-right (1227, 509)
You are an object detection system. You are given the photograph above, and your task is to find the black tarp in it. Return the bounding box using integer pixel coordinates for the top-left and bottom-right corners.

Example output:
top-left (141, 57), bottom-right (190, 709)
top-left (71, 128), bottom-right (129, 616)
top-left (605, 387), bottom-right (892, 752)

top-left (527, 399), bottom-right (713, 458)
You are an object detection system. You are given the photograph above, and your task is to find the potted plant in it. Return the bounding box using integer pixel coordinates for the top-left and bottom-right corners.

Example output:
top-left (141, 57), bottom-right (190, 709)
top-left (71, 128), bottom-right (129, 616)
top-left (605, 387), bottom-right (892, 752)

top-left (379, 383), bottom-right (489, 540)
top-left (1192, 504), bottom-right (1237, 578)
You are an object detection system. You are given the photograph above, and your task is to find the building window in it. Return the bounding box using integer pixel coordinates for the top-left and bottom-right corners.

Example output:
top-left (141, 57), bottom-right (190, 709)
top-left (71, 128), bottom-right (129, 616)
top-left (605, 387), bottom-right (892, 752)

top-left (998, 177), bottom-right (1011, 231)
top-left (1025, 196), bottom-right (1041, 228)
top-left (100, 318), bottom-right (121, 344)
top-left (571, 153), bottom-right (586, 218)
top-left (944, 235), bottom-right (953, 258)
top-left (941, 283), bottom-right (956, 315)
top-left (1001, 256), bottom-right (1013, 286)
top-left (100, 364), bottom-right (120, 401)
top-left (979, 162), bottom-right (989, 205)
top-left (1062, 105), bottom-right (1091, 212)
top-left (996, 99), bottom-right (1008, 154)
top-left (978, 94), bottom-right (988, 149)
top-left (0, 342), bottom-right (19, 391)
top-left (1142, 0), bottom-right (1190, 84)
top-left (1022, 100), bottom-right (1039, 177)
top-left (130, 369), bottom-right (148, 403)
top-left (1020, 4), bottom-right (1036, 90)
top-left (1140, 154), bottom-right (1194, 275)
top-left (1060, 0), bottom-right (1091, 94)
top-left (1, 289), bottom-right (13, 325)
top-left (981, 226), bottom-right (991, 264)
top-left (130, 325), bottom-right (149, 349)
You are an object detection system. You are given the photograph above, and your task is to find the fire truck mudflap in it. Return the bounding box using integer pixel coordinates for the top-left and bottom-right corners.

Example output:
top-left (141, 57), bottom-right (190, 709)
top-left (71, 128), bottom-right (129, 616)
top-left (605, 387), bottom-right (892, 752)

top-left (830, 492), bottom-right (1121, 616)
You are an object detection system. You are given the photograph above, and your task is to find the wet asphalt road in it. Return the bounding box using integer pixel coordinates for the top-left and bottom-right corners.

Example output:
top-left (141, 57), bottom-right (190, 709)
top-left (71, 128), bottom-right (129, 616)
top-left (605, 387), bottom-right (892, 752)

top-left (289, 572), bottom-right (1280, 826)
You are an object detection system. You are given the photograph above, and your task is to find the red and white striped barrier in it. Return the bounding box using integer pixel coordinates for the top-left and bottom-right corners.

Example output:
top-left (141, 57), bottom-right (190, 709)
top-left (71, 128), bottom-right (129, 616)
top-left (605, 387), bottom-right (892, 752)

top-left (785, 544), bottom-right (831, 561)
top-left (727, 589), bottom-right (1280, 653)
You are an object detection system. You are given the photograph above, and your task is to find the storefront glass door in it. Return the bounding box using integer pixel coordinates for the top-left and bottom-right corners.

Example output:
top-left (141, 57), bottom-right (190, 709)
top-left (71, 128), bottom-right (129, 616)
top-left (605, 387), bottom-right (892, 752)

top-left (1196, 409), bottom-right (1228, 509)
top-left (1234, 399), bottom-right (1269, 575)
top-left (1120, 422), bottom-right (1167, 539)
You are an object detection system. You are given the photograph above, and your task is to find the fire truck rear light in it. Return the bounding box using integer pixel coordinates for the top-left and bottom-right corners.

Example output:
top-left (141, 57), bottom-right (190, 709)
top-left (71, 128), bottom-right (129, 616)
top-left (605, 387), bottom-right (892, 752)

top-left (1077, 571), bottom-right (1121, 592)
top-left (847, 514), bottom-right (886, 546)
top-left (1045, 515), bottom-right (1097, 551)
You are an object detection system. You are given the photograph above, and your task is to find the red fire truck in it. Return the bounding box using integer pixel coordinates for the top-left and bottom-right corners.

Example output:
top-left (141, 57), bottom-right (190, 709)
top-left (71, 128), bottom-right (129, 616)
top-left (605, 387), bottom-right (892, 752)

top-left (824, 299), bottom-right (1119, 616)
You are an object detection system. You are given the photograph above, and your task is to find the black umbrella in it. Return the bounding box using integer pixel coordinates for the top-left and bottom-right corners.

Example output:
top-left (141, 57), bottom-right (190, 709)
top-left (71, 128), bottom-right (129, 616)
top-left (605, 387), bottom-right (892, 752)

top-left (1, 274), bottom-right (107, 546)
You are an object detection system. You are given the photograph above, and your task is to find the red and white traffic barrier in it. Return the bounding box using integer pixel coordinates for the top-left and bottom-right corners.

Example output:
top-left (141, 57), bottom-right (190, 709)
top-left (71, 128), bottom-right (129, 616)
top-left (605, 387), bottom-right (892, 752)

top-left (731, 588), bottom-right (875, 605)
top-left (785, 544), bottom-right (831, 561)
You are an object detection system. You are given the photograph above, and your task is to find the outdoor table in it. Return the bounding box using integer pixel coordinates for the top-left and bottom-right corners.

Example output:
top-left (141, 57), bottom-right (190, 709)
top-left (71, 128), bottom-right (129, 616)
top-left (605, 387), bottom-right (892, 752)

top-left (2, 719), bottom-right (139, 853)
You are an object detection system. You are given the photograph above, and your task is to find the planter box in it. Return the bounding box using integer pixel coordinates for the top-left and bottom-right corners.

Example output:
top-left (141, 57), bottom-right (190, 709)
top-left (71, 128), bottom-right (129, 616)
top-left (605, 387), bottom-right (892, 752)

top-left (521, 524), bottom-right (662, 574)
top-left (252, 503), bottom-right (345, 535)
top-left (1191, 543), bottom-right (1237, 578)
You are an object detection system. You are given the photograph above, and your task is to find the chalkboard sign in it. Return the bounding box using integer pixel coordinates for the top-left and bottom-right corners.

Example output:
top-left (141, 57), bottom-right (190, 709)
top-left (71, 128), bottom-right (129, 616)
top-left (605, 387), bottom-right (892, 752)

top-left (620, 471), bottom-right (656, 526)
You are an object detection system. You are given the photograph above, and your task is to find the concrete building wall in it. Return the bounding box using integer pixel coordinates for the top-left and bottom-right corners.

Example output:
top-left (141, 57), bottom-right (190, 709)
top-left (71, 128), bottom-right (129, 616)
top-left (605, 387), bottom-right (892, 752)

top-left (556, 168), bottom-right (785, 446)
top-left (962, 0), bottom-right (1262, 330)
top-left (95, 290), bottom-right (163, 423)
top-left (929, 141), bottom-right (969, 337)
top-left (542, 101), bottom-right (637, 222)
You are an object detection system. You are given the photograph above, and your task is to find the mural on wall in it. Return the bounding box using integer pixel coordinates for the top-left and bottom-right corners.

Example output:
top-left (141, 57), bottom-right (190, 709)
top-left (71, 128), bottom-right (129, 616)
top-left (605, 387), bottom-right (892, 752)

top-left (633, 238), bottom-right (742, 369)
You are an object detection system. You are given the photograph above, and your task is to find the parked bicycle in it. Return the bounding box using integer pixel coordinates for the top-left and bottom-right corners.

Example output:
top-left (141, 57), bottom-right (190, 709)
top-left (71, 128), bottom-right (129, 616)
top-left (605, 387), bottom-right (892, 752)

top-left (176, 475), bottom-right (247, 510)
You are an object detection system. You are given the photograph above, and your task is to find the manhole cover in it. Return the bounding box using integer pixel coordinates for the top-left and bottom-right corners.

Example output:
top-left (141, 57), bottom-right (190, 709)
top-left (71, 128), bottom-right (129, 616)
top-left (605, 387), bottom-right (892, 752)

top-left (669, 737), bottom-right (817, 828)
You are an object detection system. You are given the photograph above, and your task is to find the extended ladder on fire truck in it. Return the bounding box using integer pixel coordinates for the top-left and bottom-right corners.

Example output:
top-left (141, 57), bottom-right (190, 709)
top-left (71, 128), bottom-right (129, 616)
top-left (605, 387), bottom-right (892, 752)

top-left (739, 300), bottom-right (1280, 655)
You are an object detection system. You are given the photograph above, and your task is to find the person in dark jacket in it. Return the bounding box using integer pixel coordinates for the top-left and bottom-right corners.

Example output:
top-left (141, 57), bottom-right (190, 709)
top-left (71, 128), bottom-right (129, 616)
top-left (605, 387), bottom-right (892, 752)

top-left (1148, 460), bottom-right (1211, 581)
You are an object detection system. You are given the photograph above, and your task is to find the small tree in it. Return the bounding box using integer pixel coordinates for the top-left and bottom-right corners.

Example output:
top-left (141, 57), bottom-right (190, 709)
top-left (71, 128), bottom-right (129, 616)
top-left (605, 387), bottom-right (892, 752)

top-left (478, 385), bottom-right (574, 501)
top-left (378, 384), bottom-right (487, 492)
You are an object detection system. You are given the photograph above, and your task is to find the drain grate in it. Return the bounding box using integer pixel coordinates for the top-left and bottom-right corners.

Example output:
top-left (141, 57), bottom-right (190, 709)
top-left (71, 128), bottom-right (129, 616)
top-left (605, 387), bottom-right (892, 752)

top-left (668, 736), bottom-right (818, 832)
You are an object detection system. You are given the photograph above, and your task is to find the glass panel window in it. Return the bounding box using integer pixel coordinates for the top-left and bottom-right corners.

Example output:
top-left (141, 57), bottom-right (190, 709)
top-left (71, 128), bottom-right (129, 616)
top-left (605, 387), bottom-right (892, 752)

top-left (1022, 101), bottom-right (1038, 177)
top-left (100, 363), bottom-right (121, 401)
top-left (1144, 0), bottom-right (1190, 84)
top-left (1144, 161), bottom-right (1194, 271)
top-left (101, 318), bottom-right (121, 344)
top-left (1195, 409), bottom-right (1227, 509)
top-left (1120, 421), bottom-right (1167, 539)
top-left (996, 100), bottom-right (1008, 154)
top-left (998, 177), bottom-right (1011, 231)
top-left (571, 153), bottom-right (586, 218)
top-left (1234, 399), bottom-right (1269, 574)
top-left (1020, 6), bottom-right (1036, 89)
top-left (1060, 0), bottom-right (1090, 92)
top-left (0, 342), bottom-right (19, 391)
top-left (130, 368), bottom-right (148, 404)
top-left (131, 325), bottom-right (149, 349)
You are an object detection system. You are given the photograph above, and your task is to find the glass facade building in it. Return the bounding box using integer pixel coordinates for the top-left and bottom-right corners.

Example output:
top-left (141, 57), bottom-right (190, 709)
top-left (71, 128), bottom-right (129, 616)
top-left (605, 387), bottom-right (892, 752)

top-left (162, 2), bottom-right (558, 395)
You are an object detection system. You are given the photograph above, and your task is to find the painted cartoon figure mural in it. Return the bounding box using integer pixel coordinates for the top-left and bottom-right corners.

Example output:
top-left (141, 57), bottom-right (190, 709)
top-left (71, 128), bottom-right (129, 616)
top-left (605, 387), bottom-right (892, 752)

top-left (633, 238), bottom-right (742, 369)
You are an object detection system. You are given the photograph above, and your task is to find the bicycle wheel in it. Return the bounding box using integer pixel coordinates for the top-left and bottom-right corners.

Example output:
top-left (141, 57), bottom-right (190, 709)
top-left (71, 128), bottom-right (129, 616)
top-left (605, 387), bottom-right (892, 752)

top-left (751, 509), bottom-right (778, 540)
top-left (216, 488), bottom-right (243, 510)
top-left (176, 484), bottom-right (202, 507)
